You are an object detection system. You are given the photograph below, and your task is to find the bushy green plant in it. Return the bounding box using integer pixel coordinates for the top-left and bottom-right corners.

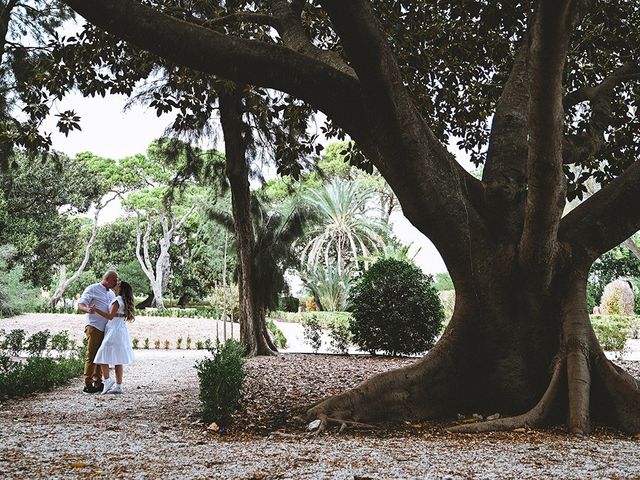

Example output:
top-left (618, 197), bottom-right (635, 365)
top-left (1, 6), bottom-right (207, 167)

top-left (195, 340), bottom-right (204, 350)
top-left (154, 339), bottom-right (161, 349)
top-left (277, 295), bottom-right (300, 312)
top-left (143, 338), bottom-right (150, 349)
top-left (50, 331), bottom-right (71, 353)
top-left (195, 339), bottom-right (246, 427)
top-left (204, 338), bottom-right (213, 350)
top-left (0, 330), bottom-right (84, 400)
top-left (132, 338), bottom-right (140, 349)
top-left (348, 259), bottom-right (444, 356)
top-left (177, 337), bottom-right (183, 349)
top-left (267, 320), bottom-right (287, 349)
top-left (303, 314), bottom-right (322, 353)
top-left (164, 339), bottom-right (170, 349)
top-left (327, 320), bottom-right (351, 354)
top-left (26, 330), bottom-right (51, 356)
top-left (186, 336), bottom-right (192, 350)
top-left (2, 329), bottom-right (27, 356)
top-left (591, 315), bottom-right (629, 357)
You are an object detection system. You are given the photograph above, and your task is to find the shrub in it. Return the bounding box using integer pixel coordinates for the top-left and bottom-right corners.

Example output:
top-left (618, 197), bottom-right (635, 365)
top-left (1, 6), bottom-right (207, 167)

top-left (303, 315), bottom-right (322, 353)
top-left (25, 330), bottom-right (51, 356)
top-left (0, 330), bottom-right (84, 400)
top-left (177, 337), bottom-right (183, 349)
top-left (328, 320), bottom-right (351, 354)
top-left (591, 315), bottom-right (629, 356)
top-left (195, 339), bottom-right (247, 427)
top-left (195, 340), bottom-right (204, 350)
top-left (204, 338), bottom-right (213, 350)
top-left (278, 295), bottom-right (300, 312)
top-left (50, 331), bottom-right (71, 353)
top-left (2, 329), bottom-right (27, 356)
top-left (154, 339), bottom-right (161, 349)
top-left (132, 338), bottom-right (140, 349)
top-left (186, 336), bottom-right (192, 350)
top-left (164, 339), bottom-right (170, 350)
top-left (143, 338), bottom-right (150, 349)
top-left (348, 259), bottom-right (444, 356)
top-left (600, 279), bottom-right (635, 316)
top-left (267, 320), bottom-right (287, 349)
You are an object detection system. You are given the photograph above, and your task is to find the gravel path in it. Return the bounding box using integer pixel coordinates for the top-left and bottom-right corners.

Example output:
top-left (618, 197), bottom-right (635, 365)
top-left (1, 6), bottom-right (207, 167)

top-left (2, 314), bottom-right (640, 478)
top-left (1, 347), bottom-right (639, 479)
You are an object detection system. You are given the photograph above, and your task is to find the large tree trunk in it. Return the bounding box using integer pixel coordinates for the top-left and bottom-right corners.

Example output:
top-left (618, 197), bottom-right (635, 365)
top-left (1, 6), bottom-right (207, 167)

top-left (219, 87), bottom-right (276, 357)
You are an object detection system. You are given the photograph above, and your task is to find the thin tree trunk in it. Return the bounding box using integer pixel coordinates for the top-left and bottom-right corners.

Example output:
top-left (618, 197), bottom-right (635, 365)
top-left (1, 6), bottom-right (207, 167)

top-left (219, 87), bottom-right (276, 356)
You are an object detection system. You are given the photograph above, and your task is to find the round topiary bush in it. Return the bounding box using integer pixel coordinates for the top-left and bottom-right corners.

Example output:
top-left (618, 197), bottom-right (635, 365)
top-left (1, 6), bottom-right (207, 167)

top-left (600, 278), bottom-right (634, 316)
top-left (348, 258), bottom-right (444, 356)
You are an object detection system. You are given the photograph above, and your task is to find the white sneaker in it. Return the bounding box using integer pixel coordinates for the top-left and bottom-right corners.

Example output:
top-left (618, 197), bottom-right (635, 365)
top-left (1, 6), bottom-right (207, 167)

top-left (101, 378), bottom-right (115, 394)
top-left (111, 384), bottom-right (124, 394)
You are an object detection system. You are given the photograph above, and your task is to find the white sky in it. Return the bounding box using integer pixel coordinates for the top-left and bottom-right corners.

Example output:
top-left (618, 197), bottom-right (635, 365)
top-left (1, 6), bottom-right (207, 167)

top-left (40, 91), bottom-right (467, 275)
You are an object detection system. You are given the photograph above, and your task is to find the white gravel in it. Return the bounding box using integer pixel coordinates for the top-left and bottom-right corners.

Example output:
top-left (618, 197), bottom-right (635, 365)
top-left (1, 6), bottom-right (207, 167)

top-left (1, 314), bottom-right (640, 479)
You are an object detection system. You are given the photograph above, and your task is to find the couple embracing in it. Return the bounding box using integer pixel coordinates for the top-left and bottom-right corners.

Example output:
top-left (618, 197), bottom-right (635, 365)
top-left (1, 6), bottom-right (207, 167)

top-left (78, 271), bottom-right (135, 395)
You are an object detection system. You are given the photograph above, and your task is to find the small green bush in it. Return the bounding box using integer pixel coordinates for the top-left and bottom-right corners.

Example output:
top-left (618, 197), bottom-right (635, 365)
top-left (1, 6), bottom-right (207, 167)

top-left (348, 259), bottom-right (444, 356)
top-left (164, 339), bottom-right (170, 350)
top-left (132, 338), bottom-right (140, 349)
top-left (204, 338), bottom-right (213, 350)
top-left (186, 336), bottom-right (192, 350)
top-left (302, 315), bottom-right (322, 353)
top-left (50, 331), bottom-right (71, 353)
top-left (277, 295), bottom-right (300, 312)
top-left (195, 340), bottom-right (204, 350)
top-left (195, 339), bottom-right (247, 427)
top-left (2, 329), bottom-right (27, 356)
top-left (25, 330), bottom-right (51, 356)
top-left (154, 339), bottom-right (161, 349)
top-left (327, 320), bottom-right (351, 355)
top-left (143, 338), bottom-right (150, 349)
top-left (267, 320), bottom-right (287, 349)
top-left (177, 337), bottom-right (183, 349)
top-left (0, 331), bottom-right (85, 400)
top-left (591, 315), bottom-right (632, 353)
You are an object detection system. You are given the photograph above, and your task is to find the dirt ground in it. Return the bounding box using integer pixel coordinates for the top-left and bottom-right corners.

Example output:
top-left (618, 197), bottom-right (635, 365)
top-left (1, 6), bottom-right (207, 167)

top-left (1, 314), bottom-right (640, 479)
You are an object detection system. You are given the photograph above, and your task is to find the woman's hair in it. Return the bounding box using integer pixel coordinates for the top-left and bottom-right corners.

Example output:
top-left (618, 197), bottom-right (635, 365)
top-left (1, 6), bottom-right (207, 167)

top-left (119, 281), bottom-right (135, 322)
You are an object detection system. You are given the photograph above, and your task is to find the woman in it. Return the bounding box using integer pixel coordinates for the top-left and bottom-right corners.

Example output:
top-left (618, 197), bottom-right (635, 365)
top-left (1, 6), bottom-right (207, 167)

top-left (93, 281), bottom-right (136, 394)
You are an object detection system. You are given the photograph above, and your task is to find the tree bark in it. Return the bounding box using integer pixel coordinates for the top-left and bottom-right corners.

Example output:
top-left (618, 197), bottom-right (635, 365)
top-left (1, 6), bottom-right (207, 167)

top-left (218, 87), bottom-right (276, 357)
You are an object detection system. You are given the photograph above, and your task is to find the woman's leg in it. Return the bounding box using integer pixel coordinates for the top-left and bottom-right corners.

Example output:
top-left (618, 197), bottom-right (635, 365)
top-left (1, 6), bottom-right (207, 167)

top-left (100, 364), bottom-right (110, 379)
top-left (115, 364), bottom-right (123, 384)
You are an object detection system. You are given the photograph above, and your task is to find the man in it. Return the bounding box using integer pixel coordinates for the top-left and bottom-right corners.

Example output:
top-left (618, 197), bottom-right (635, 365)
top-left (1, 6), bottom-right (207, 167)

top-left (78, 270), bottom-right (118, 393)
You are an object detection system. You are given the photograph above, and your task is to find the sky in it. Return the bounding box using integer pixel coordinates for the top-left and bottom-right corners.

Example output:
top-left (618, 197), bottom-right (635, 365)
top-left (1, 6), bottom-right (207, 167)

top-left (41, 90), bottom-right (457, 275)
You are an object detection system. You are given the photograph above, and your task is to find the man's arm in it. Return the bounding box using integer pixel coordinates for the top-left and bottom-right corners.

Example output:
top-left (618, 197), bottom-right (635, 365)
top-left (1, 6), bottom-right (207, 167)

top-left (77, 285), bottom-right (95, 314)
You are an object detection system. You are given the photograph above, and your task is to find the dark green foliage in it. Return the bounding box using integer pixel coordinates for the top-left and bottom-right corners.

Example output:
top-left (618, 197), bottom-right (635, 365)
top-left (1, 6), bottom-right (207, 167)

top-left (195, 339), bottom-right (247, 427)
top-left (348, 259), bottom-right (444, 356)
top-left (433, 272), bottom-right (454, 292)
top-left (0, 330), bottom-right (85, 401)
top-left (0, 246), bottom-right (43, 316)
top-left (589, 244), bottom-right (640, 312)
top-left (303, 314), bottom-right (322, 353)
top-left (2, 329), bottom-right (26, 356)
top-left (327, 320), bottom-right (351, 355)
top-left (590, 315), bottom-right (634, 354)
top-left (50, 330), bottom-right (71, 352)
top-left (277, 295), bottom-right (300, 312)
top-left (25, 330), bottom-right (50, 356)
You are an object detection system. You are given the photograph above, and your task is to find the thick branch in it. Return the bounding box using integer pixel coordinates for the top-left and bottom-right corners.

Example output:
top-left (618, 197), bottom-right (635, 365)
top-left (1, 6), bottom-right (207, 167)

top-left (61, 0), bottom-right (369, 142)
top-left (563, 62), bottom-right (640, 165)
top-left (484, 40), bottom-right (529, 183)
top-left (204, 12), bottom-right (279, 28)
top-left (560, 161), bottom-right (640, 264)
top-left (135, 211), bottom-right (155, 282)
top-left (624, 238), bottom-right (640, 261)
top-left (319, 0), bottom-right (486, 274)
top-left (519, 0), bottom-right (574, 287)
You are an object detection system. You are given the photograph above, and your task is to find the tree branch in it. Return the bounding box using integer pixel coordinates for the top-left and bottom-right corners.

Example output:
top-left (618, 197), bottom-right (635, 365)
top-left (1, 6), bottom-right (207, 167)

top-left (318, 0), bottom-right (486, 271)
top-left (135, 211), bottom-right (154, 282)
top-left (559, 161), bottom-right (640, 265)
top-left (203, 11), bottom-right (279, 29)
top-left (562, 62), bottom-right (640, 165)
top-left (484, 39), bottom-right (529, 184)
top-left (61, 0), bottom-right (369, 143)
top-left (624, 238), bottom-right (640, 262)
top-left (518, 0), bottom-right (574, 287)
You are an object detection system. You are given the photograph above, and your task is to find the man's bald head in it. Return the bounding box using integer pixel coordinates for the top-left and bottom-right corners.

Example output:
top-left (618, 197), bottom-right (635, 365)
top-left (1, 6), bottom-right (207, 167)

top-left (102, 271), bottom-right (119, 289)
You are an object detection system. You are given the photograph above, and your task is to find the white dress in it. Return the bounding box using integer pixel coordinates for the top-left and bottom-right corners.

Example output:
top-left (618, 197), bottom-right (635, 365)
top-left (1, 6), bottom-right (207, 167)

top-left (94, 296), bottom-right (135, 366)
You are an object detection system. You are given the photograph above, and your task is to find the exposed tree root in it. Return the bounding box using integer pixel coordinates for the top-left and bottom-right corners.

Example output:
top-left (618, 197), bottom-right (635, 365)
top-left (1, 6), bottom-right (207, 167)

top-left (309, 414), bottom-right (377, 435)
top-left (449, 358), bottom-right (565, 433)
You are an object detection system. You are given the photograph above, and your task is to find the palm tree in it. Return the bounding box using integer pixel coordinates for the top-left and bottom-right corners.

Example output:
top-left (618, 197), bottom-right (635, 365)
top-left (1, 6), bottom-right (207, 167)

top-left (301, 178), bottom-right (386, 273)
top-left (302, 262), bottom-right (353, 312)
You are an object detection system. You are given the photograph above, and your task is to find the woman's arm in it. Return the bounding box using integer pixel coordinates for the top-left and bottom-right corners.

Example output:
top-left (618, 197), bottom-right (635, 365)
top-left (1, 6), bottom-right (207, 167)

top-left (94, 301), bottom-right (120, 320)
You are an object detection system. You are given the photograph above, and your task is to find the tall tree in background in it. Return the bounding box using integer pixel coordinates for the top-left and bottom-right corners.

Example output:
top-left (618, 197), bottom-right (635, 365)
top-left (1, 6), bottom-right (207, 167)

top-left (51, 0), bottom-right (640, 434)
